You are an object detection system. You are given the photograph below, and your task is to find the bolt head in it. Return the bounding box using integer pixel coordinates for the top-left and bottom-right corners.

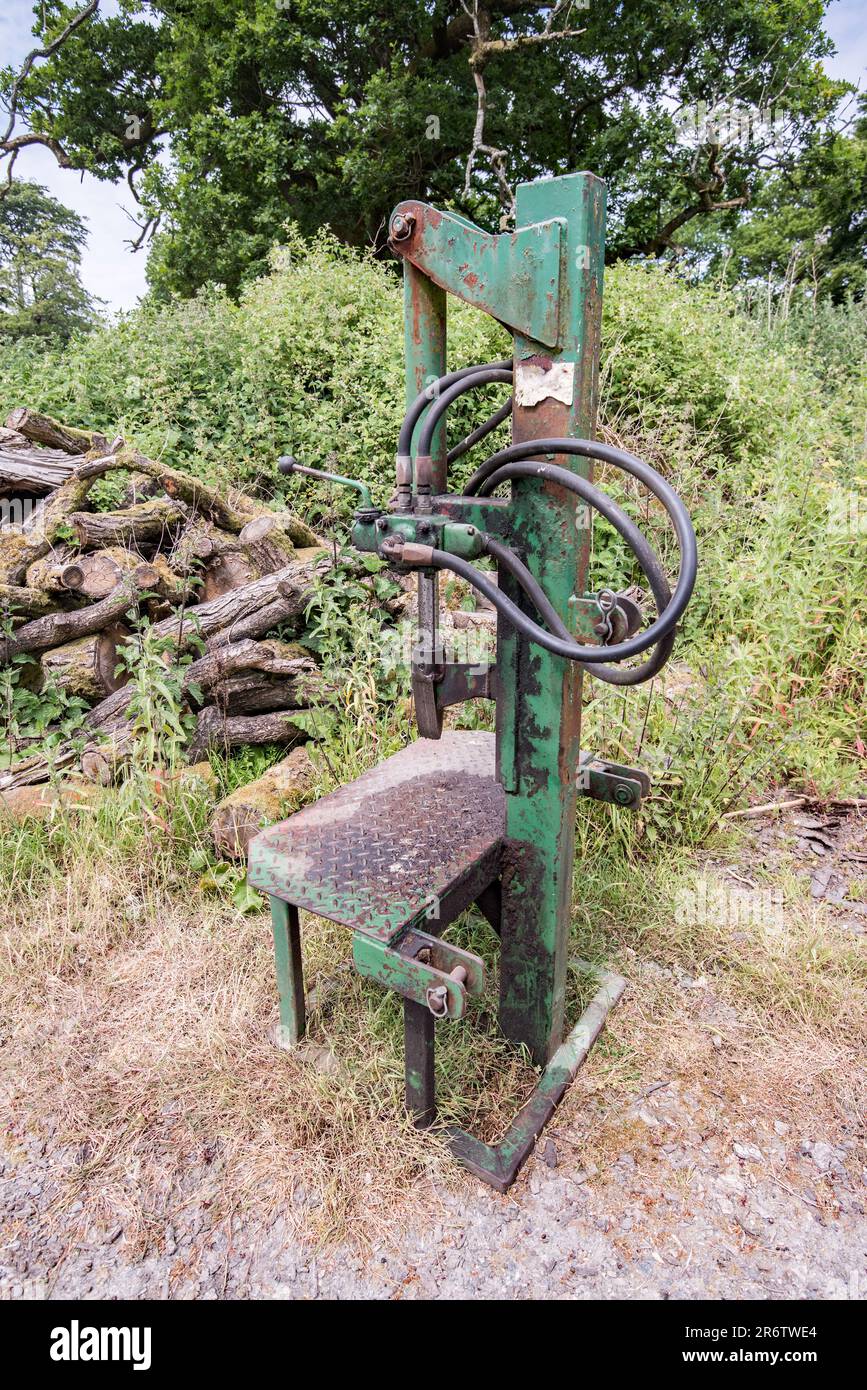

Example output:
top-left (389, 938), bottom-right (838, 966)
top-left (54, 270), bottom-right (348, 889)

top-left (390, 212), bottom-right (415, 242)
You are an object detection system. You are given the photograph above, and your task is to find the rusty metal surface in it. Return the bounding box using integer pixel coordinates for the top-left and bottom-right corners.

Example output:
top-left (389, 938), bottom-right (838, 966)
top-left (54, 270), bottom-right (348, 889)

top-left (248, 731), bottom-right (503, 944)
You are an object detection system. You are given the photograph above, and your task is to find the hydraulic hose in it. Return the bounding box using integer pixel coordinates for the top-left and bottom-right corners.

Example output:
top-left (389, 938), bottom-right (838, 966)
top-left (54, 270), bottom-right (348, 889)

top-left (481, 524), bottom-right (675, 686)
top-left (396, 360), bottom-right (511, 462)
top-left (408, 448), bottom-right (694, 662)
top-left (447, 397), bottom-right (513, 465)
top-left (471, 442), bottom-right (697, 648)
top-left (416, 367), bottom-right (514, 462)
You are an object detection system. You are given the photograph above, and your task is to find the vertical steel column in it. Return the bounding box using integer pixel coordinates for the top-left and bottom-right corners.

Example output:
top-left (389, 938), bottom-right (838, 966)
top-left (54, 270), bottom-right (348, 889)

top-left (404, 250), bottom-right (448, 738)
top-left (403, 261), bottom-right (447, 491)
top-left (404, 999), bottom-right (436, 1126)
top-left (270, 897), bottom-right (306, 1046)
top-left (496, 173), bottom-right (607, 1065)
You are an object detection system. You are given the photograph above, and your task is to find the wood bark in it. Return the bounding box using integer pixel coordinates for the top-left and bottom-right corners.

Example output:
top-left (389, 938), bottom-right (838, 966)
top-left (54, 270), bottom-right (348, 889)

top-left (210, 746), bottom-right (315, 858)
top-left (68, 496), bottom-right (188, 549)
top-left (118, 471), bottom-right (163, 507)
top-left (239, 510), bottom-right (319, 563)
top-left (0, 566), bottom-right (156, 663)
top-left (182, 637), bottom-right (317, 699)
top-left (76, 447), bottom-right (266, 532)
top-left (150, 549), bottom-right (329, 652)
top-left (4, 407), bottom-right (106, 455)
top-left (40, 625), bottom-right (126, 700)
top-left (0, 583), bottom-right (57, 618)
top-left (0, 426), bottom-right (76, 492)
top-left (59, 547), bottom-right (141, 601)
top-left (0, 462), bottom-right (105, 583)
top-left (207, 672), bottom-right (322, 714)
top-left (168, 517), bottom-right (238, 576)
top-left (75, 446), bottom-right (320, 540)
top-left (188, 707), bottom-right (307, 762)
top-left (237, 513), bottom-right (295, 572)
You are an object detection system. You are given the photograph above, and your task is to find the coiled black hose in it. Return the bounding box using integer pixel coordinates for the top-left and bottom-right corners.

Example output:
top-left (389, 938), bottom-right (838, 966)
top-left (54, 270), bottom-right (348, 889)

top-left (419, 449), bottom-right (694, 665)
top-left (481, 523), bottom-right (675, 686)
top-left (394, 372), bottom-right (695, 678)
top-left (416, 368), bottom-right (514, 461)
top-left (396, 360), bottom-right (511, 464)
top-left (467, 439), bottom-right (698, 656)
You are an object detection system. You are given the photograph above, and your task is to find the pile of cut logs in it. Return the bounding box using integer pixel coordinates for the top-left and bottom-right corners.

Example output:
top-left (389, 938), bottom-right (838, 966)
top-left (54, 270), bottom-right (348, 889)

top-left (0, 407), bottom-right (363, 850)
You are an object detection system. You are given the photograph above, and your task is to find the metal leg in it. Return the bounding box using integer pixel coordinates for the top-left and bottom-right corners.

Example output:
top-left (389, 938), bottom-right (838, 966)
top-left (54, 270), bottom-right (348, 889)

top-left (475, 879), bottom-right (502, 936)
top-left (269, 897), bottom-right (305, 1047)
top-left (404, 999), bottom-right (436, 1127)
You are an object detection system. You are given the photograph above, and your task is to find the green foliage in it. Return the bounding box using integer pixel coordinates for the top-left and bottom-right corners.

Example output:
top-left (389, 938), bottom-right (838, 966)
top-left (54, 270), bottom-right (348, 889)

top-left (690, 97), bottom-right (867, 304)
top-left (1, 1), bottom-right (844, 296)
top-left (0, 181), bottom-right (98, 342)
top-left (0, 229), bottom-right (862, 808)
top-left (114, 612), bottom-right (203, 774)
top-left (0, 607), bottom-right (89, 766)
top-left (208, 743), bottom-right (289, 800)
top-left (0, 228), bottom-right (506, 510)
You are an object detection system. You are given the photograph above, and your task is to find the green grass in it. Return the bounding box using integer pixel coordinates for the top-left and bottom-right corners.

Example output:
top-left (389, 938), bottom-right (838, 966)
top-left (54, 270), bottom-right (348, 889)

top-left (0, 231), bottom-right (864, 1246)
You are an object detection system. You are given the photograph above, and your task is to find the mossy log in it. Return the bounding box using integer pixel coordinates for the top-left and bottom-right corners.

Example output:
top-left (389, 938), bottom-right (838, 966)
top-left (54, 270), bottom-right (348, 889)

top-left (0, 583), bottom-right (57, 619)
top-left (0, 454), bottom-right (110, 583)
top-left (151, 549), bottom-right (330, 652)
top-left (68, 497), bottom-right (188, 550)
top-left (24, 546), bottom-right (78, 596)
top-left (168, 516), bottom-right (235, 576)
top-left (40, 625), bottom-right (127, 701)
top-left (237, 512), bottom-right (318, 570)
top-left (59, 547), bottom-right (141, 601)
top-left (76, 446), bottom-right (320, 540)
top-left (118, 470), bottom-right (163, 507)
top-left (182, 637), bottom-right (317, 700)
top-left (188, 707), bottom-right (307, 762)
top-left (210, 746), bottom-right (316, 858)
top-left (0, 566), bottom-right (156, 663)
top-left (76, 447), bottom-right (266, 532)
top-left (4, 407), bottom-right (106, 455)
top-left (0, 426), bottom-right (77, 492)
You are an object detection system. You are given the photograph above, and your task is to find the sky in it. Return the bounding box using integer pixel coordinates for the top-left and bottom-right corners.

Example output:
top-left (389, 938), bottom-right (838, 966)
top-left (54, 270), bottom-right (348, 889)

top-left (1, 0), bottom-right (865, 316)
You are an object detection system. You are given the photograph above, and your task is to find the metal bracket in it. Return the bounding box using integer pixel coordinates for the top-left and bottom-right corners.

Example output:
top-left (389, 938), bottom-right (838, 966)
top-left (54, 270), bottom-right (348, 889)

top-left (352, 929), bottom-right (485, 1020)
top-left (447, 964), bottom-right (627, 1190)
top-left (435, 661), bottom-right (495, 709)
top-left (577, 753), bottom-right (650, 809)
top-left (389, 201), bottom-right (563, 349)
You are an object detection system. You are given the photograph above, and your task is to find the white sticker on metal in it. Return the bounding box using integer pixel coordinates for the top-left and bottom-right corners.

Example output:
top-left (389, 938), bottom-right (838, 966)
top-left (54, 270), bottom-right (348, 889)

top-left (514, 360), bottom-right (575, 407)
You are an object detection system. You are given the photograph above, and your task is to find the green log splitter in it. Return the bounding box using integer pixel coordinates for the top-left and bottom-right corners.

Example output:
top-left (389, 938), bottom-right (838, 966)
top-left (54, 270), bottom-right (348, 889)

top-left (247, 172), bottom-right (698, 1192)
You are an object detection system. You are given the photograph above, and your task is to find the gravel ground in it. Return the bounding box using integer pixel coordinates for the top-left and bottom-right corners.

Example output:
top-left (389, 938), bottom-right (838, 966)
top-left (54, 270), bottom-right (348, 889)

top-left (2, 802), bottom-right (864, 1301)
top-left (2, 1075), bottom-right (864, 1301)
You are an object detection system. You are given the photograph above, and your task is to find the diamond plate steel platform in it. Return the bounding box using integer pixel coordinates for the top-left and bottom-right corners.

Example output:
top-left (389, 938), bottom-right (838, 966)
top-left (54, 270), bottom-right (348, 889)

top-left (247, 731), bottom-right (504, 944)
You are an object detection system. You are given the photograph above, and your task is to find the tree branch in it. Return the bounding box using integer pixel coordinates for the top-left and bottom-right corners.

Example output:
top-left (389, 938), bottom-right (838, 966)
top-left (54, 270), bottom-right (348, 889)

top-left (460, 1), bottom-right (585, 222)
top-left (0, 1), bottom-right (100, 195)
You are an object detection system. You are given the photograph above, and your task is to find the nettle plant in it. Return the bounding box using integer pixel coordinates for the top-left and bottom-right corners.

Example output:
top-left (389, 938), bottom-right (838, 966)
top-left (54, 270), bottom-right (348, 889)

top-left (299, 549), bottom-right (406, 742)
top-left (0, 606), bottom-right (88, 766)
top-left (115, 610), bottom-right (203, 775)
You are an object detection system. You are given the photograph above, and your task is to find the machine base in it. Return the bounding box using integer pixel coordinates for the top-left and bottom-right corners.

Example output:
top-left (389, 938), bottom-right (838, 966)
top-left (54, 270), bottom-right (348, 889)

top-left (404, 962), bottom-right (627, 1193)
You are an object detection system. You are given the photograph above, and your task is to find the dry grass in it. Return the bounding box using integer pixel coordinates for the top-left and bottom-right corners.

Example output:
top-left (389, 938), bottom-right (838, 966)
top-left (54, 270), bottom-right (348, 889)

top-left (1, 789), bottom-right (864, 1257)
top-left (0, 791), bottom-right (542, 1251)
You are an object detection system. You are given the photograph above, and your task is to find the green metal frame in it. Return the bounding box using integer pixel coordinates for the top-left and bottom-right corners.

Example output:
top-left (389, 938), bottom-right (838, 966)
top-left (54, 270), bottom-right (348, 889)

top-left (258, 171), bottom-right (634, 1191)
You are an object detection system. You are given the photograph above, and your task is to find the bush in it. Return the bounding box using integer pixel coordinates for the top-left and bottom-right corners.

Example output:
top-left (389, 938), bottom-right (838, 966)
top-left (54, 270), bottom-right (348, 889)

top-left (1, 235), bottom-right (863, 797)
